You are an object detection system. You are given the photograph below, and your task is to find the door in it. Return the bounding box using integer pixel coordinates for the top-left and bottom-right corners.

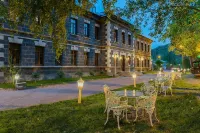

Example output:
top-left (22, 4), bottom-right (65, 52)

top-left (121, 55), bottom-right (125, 71)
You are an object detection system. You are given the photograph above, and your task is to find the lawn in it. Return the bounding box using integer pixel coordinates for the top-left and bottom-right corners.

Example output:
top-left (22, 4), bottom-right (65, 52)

top-left (173, 79), bottom-right (200, 90)
top-left (0, 85), bottom-right (199, 133)
top-left (0, 75), bottom-right (112, 89)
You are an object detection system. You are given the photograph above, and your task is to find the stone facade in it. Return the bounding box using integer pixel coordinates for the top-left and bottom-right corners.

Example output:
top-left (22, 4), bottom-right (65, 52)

top-left (134, 35), bottom-right (152, 72)
top-left (0, 12), bottom-right (152, 82)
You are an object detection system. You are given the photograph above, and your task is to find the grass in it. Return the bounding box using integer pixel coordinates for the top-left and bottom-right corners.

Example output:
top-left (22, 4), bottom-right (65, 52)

top-left (0, 85), bottom-right (199, 133)
top-left (0, 75), bottom-right (112, 89)
top-left (143, 71), bottom-right (158, 74)
top-left (173, 79), bottom-right (200, 90)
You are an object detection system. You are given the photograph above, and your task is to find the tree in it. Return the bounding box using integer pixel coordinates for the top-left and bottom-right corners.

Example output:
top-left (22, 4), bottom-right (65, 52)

top-left (122, 0), bottom-right (200, 63)
top-left (0, 0), bottom-right (118, 60)
top-left (155, 59), bottom-right (163, 69)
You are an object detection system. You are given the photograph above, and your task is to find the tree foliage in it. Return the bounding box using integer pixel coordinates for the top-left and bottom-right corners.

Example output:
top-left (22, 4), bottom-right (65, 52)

top-left (123, 0), bottom-right (200, 58)
top-left (0, 0), bottom-right (117, 60)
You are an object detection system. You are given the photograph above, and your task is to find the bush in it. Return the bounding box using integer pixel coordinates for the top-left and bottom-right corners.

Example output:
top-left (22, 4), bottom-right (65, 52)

top-left (89, 71), bottom-right (95, 76)
top-left (75, 71), bottom-right (83, 78)
top-left (57, 70), bottom-right (65, 78)
top-left (31, 72), bottom-right (40, 82)
top-left (100, 70), bottom-right (105, 75)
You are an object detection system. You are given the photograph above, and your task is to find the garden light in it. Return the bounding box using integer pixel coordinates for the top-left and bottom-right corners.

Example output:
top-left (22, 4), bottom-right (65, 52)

top-left (15, 74), bottom-right (20, 80)
top-left (77, 78), bottom-right (84, 104)
top-left (132, 73), bottom-right (137, 87)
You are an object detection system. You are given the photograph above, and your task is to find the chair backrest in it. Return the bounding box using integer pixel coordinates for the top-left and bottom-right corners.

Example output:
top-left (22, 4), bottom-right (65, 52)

top-left (141, 83), bottom-right (156, 96)
top-left (103, 85), bottom-right (121, 107)
top-left (136, 90), bottom-right (158, 110)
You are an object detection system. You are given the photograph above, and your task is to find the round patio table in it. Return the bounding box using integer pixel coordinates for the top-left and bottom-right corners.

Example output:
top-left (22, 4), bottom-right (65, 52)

top-left (114, 90), bottom-right (144, 98)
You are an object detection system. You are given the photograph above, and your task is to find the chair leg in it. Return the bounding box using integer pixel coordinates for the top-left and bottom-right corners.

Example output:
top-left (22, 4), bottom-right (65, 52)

top-left (170, 88), bottom-right (173, 96)
top-left (148, 112), bottom-right (153, 127)
top-left (117, 115), bottom-right (120, 130)
top-left (104, 104), bottom-right (107, 113)
top-left (154, 108), bottom-right (159, 122)
top-left (125, 109), bottom-right (129, 123)
top-left (134, 108), bottom-right (138, 122)
top-left (104, 109), bottom-right (110, 125)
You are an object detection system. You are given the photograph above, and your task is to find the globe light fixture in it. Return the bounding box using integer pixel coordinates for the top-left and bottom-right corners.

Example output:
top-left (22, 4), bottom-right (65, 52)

top-left (15, 74), bottom-right (20, 80)
top-left (77, 78), bottom-right (84, 104)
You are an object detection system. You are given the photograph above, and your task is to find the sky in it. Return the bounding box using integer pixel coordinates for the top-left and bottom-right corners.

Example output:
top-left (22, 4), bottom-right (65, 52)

top-left (95, 0), bottom-right (168, 49)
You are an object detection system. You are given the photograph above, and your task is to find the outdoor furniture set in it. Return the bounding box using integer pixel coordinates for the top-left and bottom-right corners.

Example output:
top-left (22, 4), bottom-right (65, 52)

top-left (103, 83), bottom-right (159, 130)
top-left (103, 71), bottom-right (181, 130)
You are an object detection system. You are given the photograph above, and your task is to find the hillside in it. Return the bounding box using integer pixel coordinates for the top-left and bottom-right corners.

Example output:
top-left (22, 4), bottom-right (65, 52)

top-left (151, 45), bottom-right (190, 67)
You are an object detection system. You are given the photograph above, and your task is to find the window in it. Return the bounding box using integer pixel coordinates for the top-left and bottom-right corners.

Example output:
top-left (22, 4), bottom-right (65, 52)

top-left (35, 46), bottom-right (44, 66)
top-left (114, 30), bottom-right (118, 42)
top-left (144, 59), bottom-right (146, 67)
top-left (122, 32), bottom-right (125, 44)
top-left (84, 52), bottom-right (89, 65)
top-left (137, 58), bottom-right (139, 67)
top-left (128, 56), bottom-right (131, 65)
top-left (84, 23), bottom-right (90, 37)
top-left (95, 26), bottom-right (100, 40)
top-left (144, 44), bottom-right (146, 52)
top-left (141, 43), bottom-right (144, 51)
top-left (55, 55), bottom-right (62, 66)
top-left (9, 43), bottom-right (20, 65)
top-left (128, 35), bottom-right (131, 45)
top-left (148, 45), bottom-right (150, 52)
top-left (148, 60), bottom-right (150, 67)
top-left (71, 50), bottom-right (77, 66)
top-left (95, 53), bottom-right (99, 66)
top-left (70, 18), bottom-right (77, 35)
top-left (137, 41), bottom-right (140, 50)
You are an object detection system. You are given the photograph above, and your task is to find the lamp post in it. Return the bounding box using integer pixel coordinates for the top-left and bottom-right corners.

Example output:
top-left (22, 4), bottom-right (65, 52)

top-left (77, 78), bottom-right (84, 104)
top-left (14, 74), bottom-right (19, 83)
top-left (112, 54), bottom-right (118, 76)
top-left (132, 73), bottom-right (137, 87)
top-left (140, 57), bottom-right (144, 72)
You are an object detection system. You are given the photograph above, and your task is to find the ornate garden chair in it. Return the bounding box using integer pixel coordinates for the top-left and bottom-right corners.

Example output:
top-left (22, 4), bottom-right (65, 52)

top-left (103, 85), bottom-right (132, 130)
top-left (134, 91), bottom-right (159, 127)
top-left (141, 83), bottom-right (156, 96)
top-left (161, 78), bottom-right (173, 96)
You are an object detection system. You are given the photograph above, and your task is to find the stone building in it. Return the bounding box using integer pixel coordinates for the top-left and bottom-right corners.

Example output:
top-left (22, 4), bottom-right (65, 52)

top-left (0, 10), bottom-right (152, 81)
top-left (134, 35), bottom-right (152, 72)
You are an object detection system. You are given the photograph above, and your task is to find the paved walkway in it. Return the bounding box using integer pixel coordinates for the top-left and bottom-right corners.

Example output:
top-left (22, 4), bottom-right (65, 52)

top-left (0, 75), bottom-right (155, 111)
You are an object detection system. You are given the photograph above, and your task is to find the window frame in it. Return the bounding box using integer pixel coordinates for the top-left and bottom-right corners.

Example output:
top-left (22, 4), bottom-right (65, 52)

top-left (9, 43), bottom-right (21, 66)
top-left (84, 52), bottom-right (89, 66)
top-left (128, 34), bottom-right (131, 45)
top-left (122, 32), bottom-right (125, 44)
top-left (95, 26), bottom-right (100, 40)
top-left (114, 29), bottom-right (118, 42)
top-left (84, 23), bottom-right (90, 37)
top-left (95, 53), bottom-right (99, 66)
top-left (71, 50), bottom-right (77, 66)
top-left (70, 18), bottom-right (77, 35)
top-left (35, 46), bottom-right (44, 66)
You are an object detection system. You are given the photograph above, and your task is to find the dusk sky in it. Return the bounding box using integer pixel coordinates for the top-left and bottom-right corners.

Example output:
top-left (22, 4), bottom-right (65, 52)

top-left (95, 0), bottom-right (168, 49)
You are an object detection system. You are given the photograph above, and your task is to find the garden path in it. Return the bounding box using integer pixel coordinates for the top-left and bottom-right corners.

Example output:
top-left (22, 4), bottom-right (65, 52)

top-left (0, 74), bottom-right (155, 111)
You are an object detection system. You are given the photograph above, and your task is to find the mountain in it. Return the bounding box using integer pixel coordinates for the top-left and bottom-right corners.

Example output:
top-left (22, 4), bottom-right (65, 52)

top-left (151, 45), bottom-right (190, 67)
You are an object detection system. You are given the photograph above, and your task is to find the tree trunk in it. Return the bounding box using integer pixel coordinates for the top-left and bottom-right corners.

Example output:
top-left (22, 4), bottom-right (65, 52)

top-left (189, 56), bottom-right (194, 68)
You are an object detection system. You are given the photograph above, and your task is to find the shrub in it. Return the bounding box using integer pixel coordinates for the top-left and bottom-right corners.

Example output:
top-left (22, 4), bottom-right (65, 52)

top-left (0, 56), bottom-right (20, 84)
top-left (100, 70), bottom-right (105, 75)
top-left (57, 70), bottom-right (65, 78)
top-left (89, 71), bottom-right (95, 76)
top-left (75, 71), bottom-right (83, 78)
top-left (31, 72), bottom-right (40, 82)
